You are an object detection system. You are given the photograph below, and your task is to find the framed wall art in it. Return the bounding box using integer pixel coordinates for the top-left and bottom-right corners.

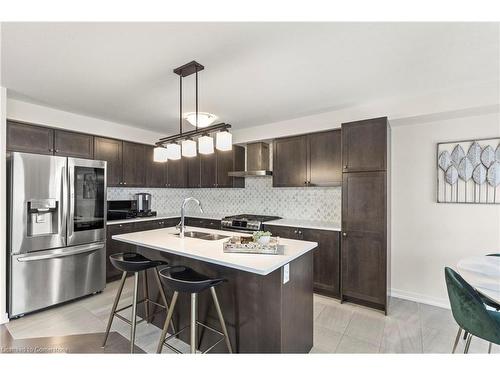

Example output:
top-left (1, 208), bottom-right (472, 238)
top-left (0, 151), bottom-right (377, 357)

top-left (437, 137), bottom-right (500, 204)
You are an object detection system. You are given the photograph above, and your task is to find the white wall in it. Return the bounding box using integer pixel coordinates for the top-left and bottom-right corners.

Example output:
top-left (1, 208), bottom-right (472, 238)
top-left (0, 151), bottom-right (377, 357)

top-left (390, 112), bottom-right (500, 307)
top-left (6, 98), bottom-right (163, 144)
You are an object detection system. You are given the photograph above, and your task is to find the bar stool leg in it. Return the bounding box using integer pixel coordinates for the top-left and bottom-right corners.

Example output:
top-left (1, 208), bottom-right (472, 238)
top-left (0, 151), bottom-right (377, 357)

top-left (143, 270), bottom-right (150, 323)
top-left (210, 286), bottom-right (233, 353)
top-left (153, 268), bottom-right (176, 333)
top-left (190, 293), bottom-right (197, 354)
top-left (156, 291), bottom-right (179, 354)
top-left (130, 272), bottom-right (139, 353)
top-left (102, 271), bottom-right (127, 347)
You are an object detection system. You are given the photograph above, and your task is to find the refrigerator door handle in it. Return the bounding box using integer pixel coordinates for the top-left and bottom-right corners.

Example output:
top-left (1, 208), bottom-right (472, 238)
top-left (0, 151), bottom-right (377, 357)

top-left (17, 242), bottom-right (105, 262)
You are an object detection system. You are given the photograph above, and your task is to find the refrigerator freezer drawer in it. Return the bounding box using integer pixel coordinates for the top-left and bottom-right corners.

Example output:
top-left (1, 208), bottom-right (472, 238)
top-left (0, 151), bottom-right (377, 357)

top-left (9, 243), bottom-right (106, 318)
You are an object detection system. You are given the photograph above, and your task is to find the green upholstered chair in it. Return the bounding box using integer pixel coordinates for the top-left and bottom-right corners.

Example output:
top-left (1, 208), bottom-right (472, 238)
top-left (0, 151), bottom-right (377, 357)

top-left (444, 267), bottom-right (500, 353)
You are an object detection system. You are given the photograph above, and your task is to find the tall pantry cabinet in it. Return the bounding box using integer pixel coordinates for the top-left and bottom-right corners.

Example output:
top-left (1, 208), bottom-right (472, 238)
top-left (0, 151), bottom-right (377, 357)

top-left (340, 117), bottom-right (390, 313)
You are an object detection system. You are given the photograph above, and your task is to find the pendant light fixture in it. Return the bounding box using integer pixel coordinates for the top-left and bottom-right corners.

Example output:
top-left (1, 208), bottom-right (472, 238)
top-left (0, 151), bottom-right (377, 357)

top-left (166, 142), bottom-right (181, 160)
top-left (198, 134), bottom-right (215, 154)
top-left (153, 146), bottom-right (168, 162)
top-left (216, 130), bottom-right (233, 151)
top-left (154, 60), bottom-right (232, 162)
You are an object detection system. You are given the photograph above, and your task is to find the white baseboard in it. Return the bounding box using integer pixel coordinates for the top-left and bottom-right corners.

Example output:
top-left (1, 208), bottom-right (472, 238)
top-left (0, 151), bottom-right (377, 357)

top-left (390, 288), bottom-right (450, 309)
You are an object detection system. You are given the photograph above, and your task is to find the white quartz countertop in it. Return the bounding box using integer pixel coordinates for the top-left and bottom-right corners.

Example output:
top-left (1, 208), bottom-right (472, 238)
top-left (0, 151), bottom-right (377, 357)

top-left (107, 212), bottom-right (227, 226)
top-left (112, 226), bottom-right (318, 275)
top-left (265, 218), bottom-right (341, 232)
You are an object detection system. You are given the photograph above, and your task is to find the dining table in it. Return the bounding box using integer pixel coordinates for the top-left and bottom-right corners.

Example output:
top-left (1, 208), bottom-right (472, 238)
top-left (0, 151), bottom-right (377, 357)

top-left (457, 254), bottom-right (500, 304)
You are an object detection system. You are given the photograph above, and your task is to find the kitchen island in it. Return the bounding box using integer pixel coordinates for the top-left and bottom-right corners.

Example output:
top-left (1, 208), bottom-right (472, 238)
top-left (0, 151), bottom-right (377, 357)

top-left (113, 226), bottom-right (317, 353)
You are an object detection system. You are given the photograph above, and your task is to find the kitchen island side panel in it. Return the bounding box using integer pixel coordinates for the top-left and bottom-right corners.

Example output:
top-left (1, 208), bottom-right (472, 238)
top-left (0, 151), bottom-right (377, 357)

top-left (135, 246), bottom-right (313, 353)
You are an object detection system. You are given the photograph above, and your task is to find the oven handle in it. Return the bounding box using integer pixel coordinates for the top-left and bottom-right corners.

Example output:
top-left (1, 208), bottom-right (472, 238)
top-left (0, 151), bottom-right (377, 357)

top-left (17, 242), bottom-right (105, 262)
top-left (221, 226), bottom-right (256, 234)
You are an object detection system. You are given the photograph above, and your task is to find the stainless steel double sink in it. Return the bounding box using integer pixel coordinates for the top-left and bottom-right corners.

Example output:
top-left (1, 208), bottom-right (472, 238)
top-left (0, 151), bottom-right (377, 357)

top-left (173, 231), bottom-right (229, 241)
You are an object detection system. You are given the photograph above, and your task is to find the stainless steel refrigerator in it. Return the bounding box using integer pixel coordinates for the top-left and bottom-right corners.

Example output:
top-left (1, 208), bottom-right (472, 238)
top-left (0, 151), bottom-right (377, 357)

top-left (7, 152), bottom-right (107, 318)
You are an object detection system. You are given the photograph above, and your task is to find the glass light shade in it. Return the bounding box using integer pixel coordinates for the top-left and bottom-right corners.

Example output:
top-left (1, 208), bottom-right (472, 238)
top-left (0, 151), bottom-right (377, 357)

top-left (166, 143), bottom-right (181, 160)
top-left (182, 139), bottom-right (197, 157)
top-left (153, 146), bottom-right (168, 162)
top-left (198, 135), bottom-right (214, 155)
top-left (216, 130), bottom-right (232, 151)
top-left (184, 112), bottom-right (217, 128)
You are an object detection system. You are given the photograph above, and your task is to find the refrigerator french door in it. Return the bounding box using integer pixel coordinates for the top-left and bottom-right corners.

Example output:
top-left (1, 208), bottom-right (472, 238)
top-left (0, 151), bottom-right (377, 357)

top-left (8, 152), bottom-right (107, 318)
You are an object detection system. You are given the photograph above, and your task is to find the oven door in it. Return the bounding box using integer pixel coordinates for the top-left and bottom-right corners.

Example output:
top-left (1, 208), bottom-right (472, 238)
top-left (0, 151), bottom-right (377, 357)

top-left (67, 158), bottom-right (107, 246)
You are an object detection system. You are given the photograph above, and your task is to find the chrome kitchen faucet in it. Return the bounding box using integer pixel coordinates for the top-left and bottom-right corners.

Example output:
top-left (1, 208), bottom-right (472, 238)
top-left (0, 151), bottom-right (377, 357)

top-left (177, 197), bottom-right (204, 238)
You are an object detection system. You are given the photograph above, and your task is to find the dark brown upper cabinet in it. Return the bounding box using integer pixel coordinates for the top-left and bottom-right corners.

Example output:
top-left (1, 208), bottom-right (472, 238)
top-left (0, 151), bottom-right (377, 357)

top-left (273, 130), bottom-right (341, 188)
top-left (273, 135), bottom-right (308, 187)
top-left (54, 129), bottom-right (94, 159)
top-left (7, 120), bottom-right (94, 159)
top-left (342, 117), bottom-right (387, 172)
top-left (94, 136), bottom-right (123, 187)
top-left (187, 154), bottom-right (201, 188)
top-left (145, 145), bottom-right (167, 188)
top-left (308, 129), bottom-right (342, 186)
top-left (122, 141), bottom-right (146, 187)
top-left (200, 152), bottom-right (217, 188)
top-left (7, 120), bottom-right (54, 155)
top-left (167, 158), bottom-right (188, 188)
top-left (216, 146), bottom-right (245, 188)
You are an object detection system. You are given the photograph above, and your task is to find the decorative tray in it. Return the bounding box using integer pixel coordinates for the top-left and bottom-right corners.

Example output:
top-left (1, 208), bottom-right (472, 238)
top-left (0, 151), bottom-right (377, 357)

top-left (223, 236), bottom-right (284, 255)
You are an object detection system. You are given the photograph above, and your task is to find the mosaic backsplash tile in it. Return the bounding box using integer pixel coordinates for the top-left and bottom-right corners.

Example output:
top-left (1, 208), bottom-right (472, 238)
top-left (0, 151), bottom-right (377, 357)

top-left (107, 176), bottom-right (341, 224)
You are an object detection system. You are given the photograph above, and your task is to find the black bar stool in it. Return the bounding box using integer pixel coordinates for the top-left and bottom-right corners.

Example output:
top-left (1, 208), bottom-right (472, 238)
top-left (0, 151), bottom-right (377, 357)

top-left (102, 253), bottom-right (175, 353)
top-left (156, 265), bottom-right (232, 354)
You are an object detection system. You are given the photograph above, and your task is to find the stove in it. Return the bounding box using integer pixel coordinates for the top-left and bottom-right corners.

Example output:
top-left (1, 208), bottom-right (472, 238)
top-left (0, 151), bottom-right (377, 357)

top-left (221, 214), bottom-right (281, 233)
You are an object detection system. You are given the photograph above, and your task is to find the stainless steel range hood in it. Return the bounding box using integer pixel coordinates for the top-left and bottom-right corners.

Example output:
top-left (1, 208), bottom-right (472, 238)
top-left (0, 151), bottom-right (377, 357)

top-left (228, 142), bottom-right (272, 177)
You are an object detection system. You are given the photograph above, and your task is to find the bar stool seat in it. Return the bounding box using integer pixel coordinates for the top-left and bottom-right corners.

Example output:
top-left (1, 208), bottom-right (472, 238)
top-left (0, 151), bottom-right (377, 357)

top-left (157, 266), bottom-right (232, 354)
top-left (110, 253), bottom-right (166, 272)
top-left (102, 253), bottom-right (175, 353)
top-left (160, 266), bottom-right (225, 293)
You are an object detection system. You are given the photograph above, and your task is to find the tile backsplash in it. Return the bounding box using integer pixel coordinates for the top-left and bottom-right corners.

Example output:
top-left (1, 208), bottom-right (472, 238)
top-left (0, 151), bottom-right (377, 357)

top-left (107, 177), bottom-right (341, 224)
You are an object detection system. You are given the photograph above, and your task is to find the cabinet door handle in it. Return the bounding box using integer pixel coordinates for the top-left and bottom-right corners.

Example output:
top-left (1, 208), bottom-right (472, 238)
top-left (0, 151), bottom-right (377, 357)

top-left (344, 165), bottom-right (348, 169)
top-left (123, 182), bottom-right (127, 185)
top-left (55, 149), bottom-right (59, 153)
top-left (342, 232), bottom-right (347, 237)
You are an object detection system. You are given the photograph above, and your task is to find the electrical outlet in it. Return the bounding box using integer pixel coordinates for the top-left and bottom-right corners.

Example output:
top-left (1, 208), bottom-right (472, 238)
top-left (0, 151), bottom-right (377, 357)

top-left (283, 263), bottom-right (290, 284)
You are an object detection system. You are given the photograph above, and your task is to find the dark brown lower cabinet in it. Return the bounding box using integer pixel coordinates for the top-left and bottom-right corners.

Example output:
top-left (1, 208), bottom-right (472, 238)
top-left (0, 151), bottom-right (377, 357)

top-left (106, 223), bottom-right (137, 282)
top-left (263, 224), bottom-right (340, 298)
top-left (185, 217), bottom-right (221, 229)
top-left (302, 228), bottom-right (340, 298)
top-left (341, 231), bottom-right (386, 309)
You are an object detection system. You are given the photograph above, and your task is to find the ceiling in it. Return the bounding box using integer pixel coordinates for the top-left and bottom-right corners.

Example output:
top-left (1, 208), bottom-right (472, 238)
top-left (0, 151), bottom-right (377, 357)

top-left (1, 22), bottom-right (499, 134)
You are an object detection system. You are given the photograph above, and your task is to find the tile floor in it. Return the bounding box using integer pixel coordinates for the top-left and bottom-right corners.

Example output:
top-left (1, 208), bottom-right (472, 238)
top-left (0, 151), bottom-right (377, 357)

top-left (2, 278), bottom-right (499, 354)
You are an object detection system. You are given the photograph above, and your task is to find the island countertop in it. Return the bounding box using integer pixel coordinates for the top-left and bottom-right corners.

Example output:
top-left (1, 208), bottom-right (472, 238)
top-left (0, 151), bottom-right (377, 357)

top-left (112, 226), bottom-right (318, 275)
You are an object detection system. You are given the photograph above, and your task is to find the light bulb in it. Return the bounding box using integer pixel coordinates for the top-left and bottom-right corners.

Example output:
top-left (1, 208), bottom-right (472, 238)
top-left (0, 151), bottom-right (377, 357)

top-left (153, 146), bottom-right (168, 162)
top-left (216, 130), bottom-right (232, 151)
top-left (198, 135), bottom-right (214, 155)
top-left (182, 139), bottom-right (197, 157)
top-left (166, 143), bottom-right (181, 160)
